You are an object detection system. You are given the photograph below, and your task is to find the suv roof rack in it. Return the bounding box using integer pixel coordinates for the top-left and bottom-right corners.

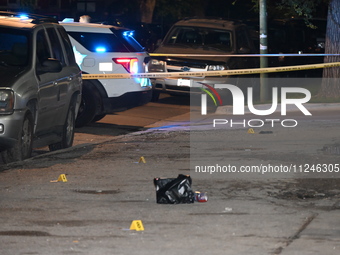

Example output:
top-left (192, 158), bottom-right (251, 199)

top-left (0, 11), bottom-right (58, 24)
top-left (179, 16), bottom-right (244, 27)
top-left (182, 16), bottom-right (242, 23)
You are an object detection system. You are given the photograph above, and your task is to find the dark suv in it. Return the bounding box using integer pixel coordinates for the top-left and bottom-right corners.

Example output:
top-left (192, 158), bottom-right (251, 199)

top-left (148, 18), bottom-right (258, 101)
top-left (0, 12), bottom-right (82, 163)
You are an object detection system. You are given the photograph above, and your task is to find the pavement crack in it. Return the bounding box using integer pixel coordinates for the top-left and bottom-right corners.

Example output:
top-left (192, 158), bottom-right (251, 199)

top-left (331, 200), bottom-right (340, 210)
top-left (272, 213), bottom-right (318, 255)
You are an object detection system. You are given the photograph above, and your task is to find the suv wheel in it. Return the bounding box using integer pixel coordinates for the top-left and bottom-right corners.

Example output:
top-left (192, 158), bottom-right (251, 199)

top-left (92, 114), bottom-right (106, 123)
top-left (1, 112), bottom-right (33, 163)
top-left (49, 102), bottom-right (76, 151)
top-left (151, 90), bottom-right (160, 102)
top-left (75, 82), bottom-right (98, 127)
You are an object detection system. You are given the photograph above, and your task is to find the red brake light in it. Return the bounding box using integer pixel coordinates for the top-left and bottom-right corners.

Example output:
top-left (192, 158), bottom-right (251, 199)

top-left (113, 58), bottom-right (138, 73)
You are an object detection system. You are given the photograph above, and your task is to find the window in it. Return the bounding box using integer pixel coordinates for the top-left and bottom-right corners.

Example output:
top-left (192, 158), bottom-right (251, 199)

top-left (57, 27), bottom-right (76, 65)
top-left (36, 30), bottom-right (51, 64)
top-left (67, 30), bottom-right (143, 53)
top-left (46, 28), bottom-right (65, 65)
top-left (0, 28), bottom-right (29, 67)
top-left (165, 26), bottom-right (232, 51)
top-left (77, 0), bottom-right (96, 12)
top-left (236, 28), bottom-right (251, 51)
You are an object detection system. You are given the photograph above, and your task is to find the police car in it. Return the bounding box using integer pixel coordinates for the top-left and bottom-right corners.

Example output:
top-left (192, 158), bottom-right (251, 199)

top-left (61, 20), bottom-right (152, 127)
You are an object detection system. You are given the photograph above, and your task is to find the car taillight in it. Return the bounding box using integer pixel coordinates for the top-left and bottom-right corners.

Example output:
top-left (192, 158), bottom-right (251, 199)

top-left (113, 58), bottom-right (138, 74)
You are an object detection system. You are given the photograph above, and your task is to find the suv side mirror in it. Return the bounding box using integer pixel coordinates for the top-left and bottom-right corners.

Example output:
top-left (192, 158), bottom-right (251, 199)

top-left (37, 58), bottom-right (62, 74)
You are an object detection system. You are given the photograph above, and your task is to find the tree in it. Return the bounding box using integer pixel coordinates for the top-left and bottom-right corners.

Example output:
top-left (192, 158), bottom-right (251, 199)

top-left (153, 0), bottom-right (207, 25)
top-left (271, 0), bottom-right (340, 97)
top-left (139, 0), bottom-right (157, 23)
top-left (319, 0), bottom-right (340, 97)
top-left (20, 0), bottom-right (35, 12)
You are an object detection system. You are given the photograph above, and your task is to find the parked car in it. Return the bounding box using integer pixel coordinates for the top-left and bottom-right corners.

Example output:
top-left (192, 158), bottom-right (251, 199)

top-left (147, 18), bottom-right (258, 103)
top-left (61, 20), bottom-right (152, 127)
top-left (0, 12), bottom-right (82, 163)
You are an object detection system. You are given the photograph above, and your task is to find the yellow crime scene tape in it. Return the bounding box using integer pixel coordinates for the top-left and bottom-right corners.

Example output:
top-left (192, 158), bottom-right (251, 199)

top-left (82, 61), bottom-right (340, 80)
top-left (149, 53), bottom-right (340, 57)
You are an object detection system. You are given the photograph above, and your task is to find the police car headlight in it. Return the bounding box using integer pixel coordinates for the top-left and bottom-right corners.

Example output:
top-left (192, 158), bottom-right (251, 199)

top-left (208, 65), bottom-right (225, 71)
top-left (147, 59), bottom-right (166, 72)
top-left (0, 90), bottom-right (14, 114)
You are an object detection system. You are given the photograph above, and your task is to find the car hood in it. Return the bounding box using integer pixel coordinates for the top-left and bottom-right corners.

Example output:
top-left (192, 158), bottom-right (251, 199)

top-left (0, 67), bottom-right (27, 87)
top-left (154, 44), bottom-right (233, 63)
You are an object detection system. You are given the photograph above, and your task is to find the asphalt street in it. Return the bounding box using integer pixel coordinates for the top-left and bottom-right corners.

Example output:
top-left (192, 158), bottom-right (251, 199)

top-left (0, 102), bottom-right (339, 255)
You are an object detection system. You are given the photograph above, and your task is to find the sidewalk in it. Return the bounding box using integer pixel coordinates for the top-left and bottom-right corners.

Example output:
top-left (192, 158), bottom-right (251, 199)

top-left (215, 102), bottom-right (340, 115)
top-left (146, 102), bottom-right (340, 131)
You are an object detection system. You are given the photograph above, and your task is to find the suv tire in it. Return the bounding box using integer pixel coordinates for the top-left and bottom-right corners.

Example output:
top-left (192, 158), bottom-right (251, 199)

top-left (92, 114), bottom-right (106, 123)
top-left (1, 112), bottom-right (33, 163)
top-left (75, 82), bottom-right (98, 128)
top-left (151, 90), bottom-right (160, 102)
top-left (49, 102), bottom-right (76, 151)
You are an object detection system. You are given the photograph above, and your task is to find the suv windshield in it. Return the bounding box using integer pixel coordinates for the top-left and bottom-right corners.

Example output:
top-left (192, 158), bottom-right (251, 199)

top-left (0, 28), bottom-right (29, 67)
top-left (67, 29), bottom-right (144, 53)
top-left (164, 26), bottom-right (232, 51)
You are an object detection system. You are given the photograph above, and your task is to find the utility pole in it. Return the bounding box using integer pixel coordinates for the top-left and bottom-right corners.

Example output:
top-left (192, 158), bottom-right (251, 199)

top-left (259, 0), bottom-right (268, 101)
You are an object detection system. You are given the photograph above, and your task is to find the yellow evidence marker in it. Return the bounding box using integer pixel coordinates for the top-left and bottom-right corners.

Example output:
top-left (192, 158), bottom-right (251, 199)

top-left (129, 220), bottom-right (144, 231)
top-left (247, 128), bottom-right (255, 134)
top-left (50, 174), bottom-right (68, 183)
top-left (138, 156), bottom-right (146, 163)
top-left (58, 174), bottom-right (68, 182)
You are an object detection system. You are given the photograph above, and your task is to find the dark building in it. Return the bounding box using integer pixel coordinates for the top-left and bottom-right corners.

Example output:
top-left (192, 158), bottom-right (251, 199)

top-left (0, 0), bottom-right (104, 20)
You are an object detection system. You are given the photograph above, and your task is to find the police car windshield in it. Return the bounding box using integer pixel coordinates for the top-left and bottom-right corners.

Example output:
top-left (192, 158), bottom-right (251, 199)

top-left (67, 30), bottom-right (144, 53)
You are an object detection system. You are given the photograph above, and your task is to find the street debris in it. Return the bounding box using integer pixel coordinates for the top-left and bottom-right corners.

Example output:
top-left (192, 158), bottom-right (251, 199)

top-left (259, 131), bottom-right (274, 134)
top-left (154, 174), bottom-right (208, 204)
top-left (195, 191), bottom-right (208, 202)
top-left (154, 174), bottom-right (195, 204)
top-left (223, 207), bottom-right (233, 213)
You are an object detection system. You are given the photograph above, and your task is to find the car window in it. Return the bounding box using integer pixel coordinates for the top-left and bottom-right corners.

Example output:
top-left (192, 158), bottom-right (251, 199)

top-left (119, 30), bottom-right (145, 52)
top-left (57, 27), bottom-right (76, 65)
top-left (36, 29), bottom-right (51, 64)
top-left (236, 27), bottom-right (252, 51)
top-left (0, 28), bottom-right (29, 67)
top-left (46, 27), bottom-right (65, 66)
top-left (67, 30), bottom-right (144, 53)
top-left (164, 26), bottom-right (232, 51)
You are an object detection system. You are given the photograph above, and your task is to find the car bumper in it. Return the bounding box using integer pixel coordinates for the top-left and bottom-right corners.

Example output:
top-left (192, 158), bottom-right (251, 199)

top-left (102, 89), bottom-right (152, 113)
top-left (152, 77), bottom-right (231, 95)
top-left (0, 110), bottom-right (25, 151)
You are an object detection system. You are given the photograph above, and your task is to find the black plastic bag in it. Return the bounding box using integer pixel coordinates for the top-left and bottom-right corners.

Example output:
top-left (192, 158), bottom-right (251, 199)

top-left (153, 174), bottom-right (195, 204)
